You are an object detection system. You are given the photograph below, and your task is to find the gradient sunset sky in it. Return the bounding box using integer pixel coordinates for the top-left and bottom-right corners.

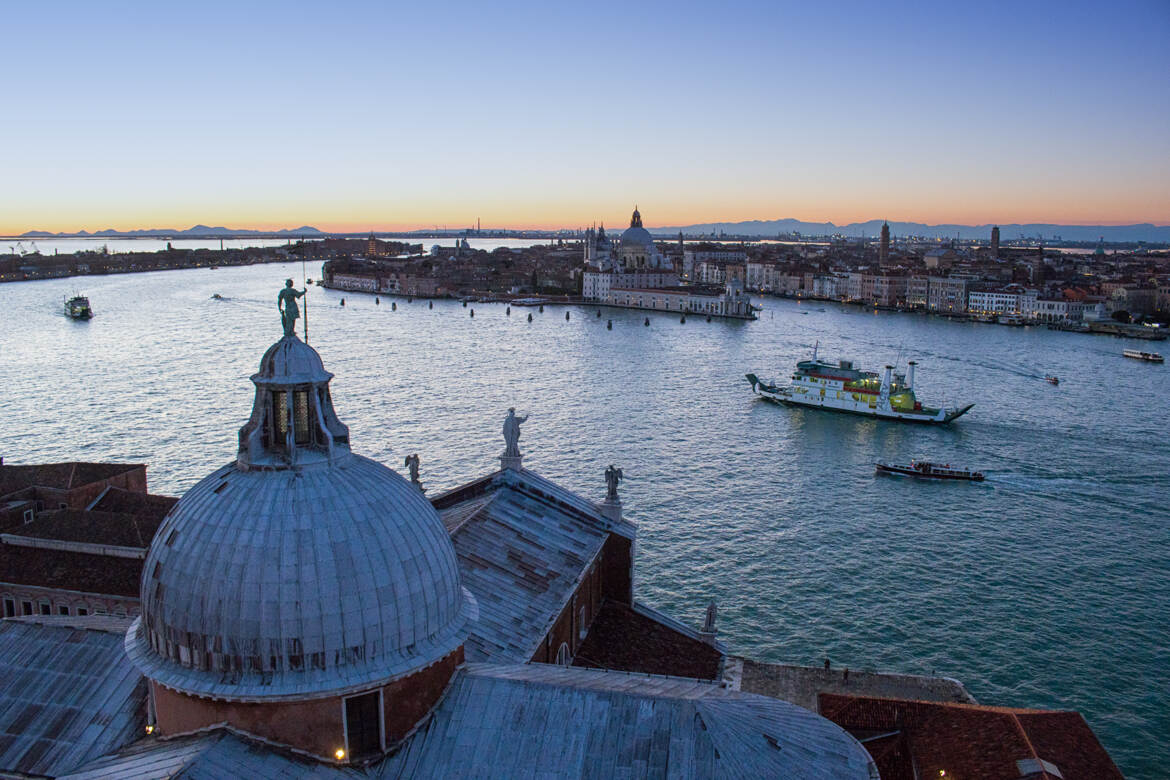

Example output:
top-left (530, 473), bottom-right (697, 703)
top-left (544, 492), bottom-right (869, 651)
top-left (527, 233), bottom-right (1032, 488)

top-left (3, 0), bottom-right (1168, 234)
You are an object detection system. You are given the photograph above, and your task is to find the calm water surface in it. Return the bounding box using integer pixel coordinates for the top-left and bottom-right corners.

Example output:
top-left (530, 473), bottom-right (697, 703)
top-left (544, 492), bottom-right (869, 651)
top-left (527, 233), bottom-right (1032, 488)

top-left (1, 264), bottom-right (1166, 778)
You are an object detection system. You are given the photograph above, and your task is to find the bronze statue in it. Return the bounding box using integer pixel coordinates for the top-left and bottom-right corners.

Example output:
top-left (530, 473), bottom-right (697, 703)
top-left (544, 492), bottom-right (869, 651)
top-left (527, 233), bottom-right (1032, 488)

top-left (278, 279), bottom-right (306, 338)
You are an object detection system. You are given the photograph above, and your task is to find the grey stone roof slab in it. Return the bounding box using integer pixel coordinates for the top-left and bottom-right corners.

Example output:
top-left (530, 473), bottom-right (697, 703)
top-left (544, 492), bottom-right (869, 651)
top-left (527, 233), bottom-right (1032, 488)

top-left (0, 619), bottom-right (146, 777)
top-left (374, 663), bottom-right (879, 779)
top-left (444, 474), bottom-right (611, 663)
top-left (61, 730), bottom-right (366, 779)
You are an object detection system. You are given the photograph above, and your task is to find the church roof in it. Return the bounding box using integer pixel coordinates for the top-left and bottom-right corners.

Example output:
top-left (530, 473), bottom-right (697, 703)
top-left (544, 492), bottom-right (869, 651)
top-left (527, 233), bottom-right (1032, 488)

top-left (434, 468), bottom-right (634, 663)
top-left (375, 663), bottom-right (878, 779)
top-left (0, 461), bottom-right (145, 499)
top-left (61, 730), bottom-right (366, 780)
top-left (0, 619), bottom-right (145, 777)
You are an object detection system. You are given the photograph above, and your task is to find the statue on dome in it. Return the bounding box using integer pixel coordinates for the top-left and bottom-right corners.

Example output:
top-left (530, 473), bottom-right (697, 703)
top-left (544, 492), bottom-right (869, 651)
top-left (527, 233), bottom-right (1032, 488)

top-left (502, 408), bottom-right (528, 459)
top-left (604, 464), bottom-right (623, 502)
top-left (278, 279), bottom-right (306, 338)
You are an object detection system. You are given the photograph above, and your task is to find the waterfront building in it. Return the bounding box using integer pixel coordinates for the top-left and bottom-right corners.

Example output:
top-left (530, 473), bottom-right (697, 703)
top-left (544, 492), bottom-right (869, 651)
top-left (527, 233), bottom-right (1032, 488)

top-left (926, 275), bottom-right (970, 313)
top-left (1032, 297), bottom-right (1089, 323)
top-left (967, 284), bottom-right (1038, 316)
top-left (583, 208), bottom-right (755, 318)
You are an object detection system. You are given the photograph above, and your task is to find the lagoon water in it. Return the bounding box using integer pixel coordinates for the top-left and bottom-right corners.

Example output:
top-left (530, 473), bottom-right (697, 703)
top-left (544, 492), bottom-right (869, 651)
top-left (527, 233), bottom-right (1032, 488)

top-left (1, 263), bottom-right (1166, 777)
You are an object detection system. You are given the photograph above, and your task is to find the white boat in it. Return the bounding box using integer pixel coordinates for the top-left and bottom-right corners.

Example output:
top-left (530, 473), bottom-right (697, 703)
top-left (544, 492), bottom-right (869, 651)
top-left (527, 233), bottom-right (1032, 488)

top-left (746, 344), bottom-right (973, 425)
top-left (1123, 349), bottom-right (1164, 363)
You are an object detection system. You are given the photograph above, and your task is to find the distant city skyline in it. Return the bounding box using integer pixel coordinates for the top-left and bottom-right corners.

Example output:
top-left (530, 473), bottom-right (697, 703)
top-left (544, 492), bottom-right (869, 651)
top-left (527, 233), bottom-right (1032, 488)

top-left (2, 0), bottom-right (1167, 234)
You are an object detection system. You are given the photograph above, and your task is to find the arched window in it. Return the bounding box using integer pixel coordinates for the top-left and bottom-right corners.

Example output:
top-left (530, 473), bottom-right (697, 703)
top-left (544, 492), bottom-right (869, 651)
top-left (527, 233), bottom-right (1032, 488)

top-left (555, 642), bottom-right (570, 666)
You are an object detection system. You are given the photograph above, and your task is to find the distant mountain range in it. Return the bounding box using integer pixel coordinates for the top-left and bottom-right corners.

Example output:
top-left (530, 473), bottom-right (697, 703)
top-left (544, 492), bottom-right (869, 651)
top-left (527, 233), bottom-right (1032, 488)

top-left (17, 225), bottom-right (324, 238)
top-left (653, 219), bottom-right (1170, 243)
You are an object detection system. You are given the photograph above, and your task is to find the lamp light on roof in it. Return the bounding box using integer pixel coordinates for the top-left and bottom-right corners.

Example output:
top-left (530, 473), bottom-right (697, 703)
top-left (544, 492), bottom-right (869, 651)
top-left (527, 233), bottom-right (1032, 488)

top-left (334, 748), bottom-right (346, 761)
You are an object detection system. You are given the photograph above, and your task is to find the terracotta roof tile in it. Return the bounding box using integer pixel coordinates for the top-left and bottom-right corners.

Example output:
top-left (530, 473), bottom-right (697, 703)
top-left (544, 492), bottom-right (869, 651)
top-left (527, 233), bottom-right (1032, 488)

top-left (572, 600), bottom-right (722, 680)
top-left (8, 509), bottom-right (163, 549)
top-left (0, 463), bottom-right (144, 497)
top-left (818, 693), bottom-right (1123, 780)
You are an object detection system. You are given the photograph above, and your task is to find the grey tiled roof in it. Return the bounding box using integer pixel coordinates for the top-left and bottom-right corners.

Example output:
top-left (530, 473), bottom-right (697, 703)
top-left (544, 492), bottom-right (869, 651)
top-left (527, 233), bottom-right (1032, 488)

top-left (0, 619), bottom-right (145, 777)
top-left (128, 453), bottom-right (472, 702)
top-left (375, 663), bottom-right (879, 779)
top-left (442, 471), bottom-right (613, 663)
top-left (60, 730), bottom-right (367, 780)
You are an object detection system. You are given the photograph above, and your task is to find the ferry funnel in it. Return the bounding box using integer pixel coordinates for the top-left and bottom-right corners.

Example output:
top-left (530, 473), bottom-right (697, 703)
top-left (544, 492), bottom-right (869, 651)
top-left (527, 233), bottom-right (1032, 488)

top-left (906, 360), bottom-right (916, 390)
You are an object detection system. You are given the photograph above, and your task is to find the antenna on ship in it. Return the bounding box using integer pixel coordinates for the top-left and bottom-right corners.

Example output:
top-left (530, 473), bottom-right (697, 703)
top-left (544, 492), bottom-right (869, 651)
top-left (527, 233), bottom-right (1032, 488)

top-left (813, 340), bottom-right (819, 361)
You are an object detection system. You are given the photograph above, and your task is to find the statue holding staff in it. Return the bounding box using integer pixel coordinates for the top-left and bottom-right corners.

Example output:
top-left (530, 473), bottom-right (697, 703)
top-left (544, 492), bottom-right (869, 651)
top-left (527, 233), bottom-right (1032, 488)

top-left (278, 279), bottom-right (306, 338)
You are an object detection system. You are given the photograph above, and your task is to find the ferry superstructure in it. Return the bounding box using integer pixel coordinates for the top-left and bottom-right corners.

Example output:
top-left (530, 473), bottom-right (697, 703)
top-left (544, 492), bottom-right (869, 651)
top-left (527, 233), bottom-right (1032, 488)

top-left (746, 346), bottom-right (973, 424)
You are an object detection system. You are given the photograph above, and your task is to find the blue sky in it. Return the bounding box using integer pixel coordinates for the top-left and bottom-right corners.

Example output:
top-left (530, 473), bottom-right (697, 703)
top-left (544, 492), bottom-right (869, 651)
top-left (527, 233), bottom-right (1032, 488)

top-left (2, 0), bottom-right (1168, 232)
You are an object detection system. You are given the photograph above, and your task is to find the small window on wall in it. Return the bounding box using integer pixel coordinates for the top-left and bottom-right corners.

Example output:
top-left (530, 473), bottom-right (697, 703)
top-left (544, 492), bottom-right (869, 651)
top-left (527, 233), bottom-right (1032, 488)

top-left (39, 602), bottom-right (51, 615)
top-left (21, 601), bottom-right (33, 616)
top-left (77, 607), bottom-right (88, 616)
top-left (555, 643), bottom-right (570, 666)
top-left (344, 691), bottom-right (383, 759)
top-left (578, 606), bottom-right (588, 640)
top-left (22, 509), bottom-right (34, 524)
top-left (3, 599), bottom-right (14, 618)
top-left (58, 605), bottom-right (69, 615)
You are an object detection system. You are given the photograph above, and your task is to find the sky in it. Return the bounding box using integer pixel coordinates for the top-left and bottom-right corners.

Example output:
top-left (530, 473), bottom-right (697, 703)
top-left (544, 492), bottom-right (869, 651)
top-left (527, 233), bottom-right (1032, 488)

top-left (2, 0), bottom-right (1168, 234)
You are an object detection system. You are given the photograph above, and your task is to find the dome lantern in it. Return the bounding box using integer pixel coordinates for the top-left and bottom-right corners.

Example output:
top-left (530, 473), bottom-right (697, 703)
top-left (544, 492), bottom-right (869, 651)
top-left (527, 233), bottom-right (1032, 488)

top-left (237, 334), bottom-right (350, 470)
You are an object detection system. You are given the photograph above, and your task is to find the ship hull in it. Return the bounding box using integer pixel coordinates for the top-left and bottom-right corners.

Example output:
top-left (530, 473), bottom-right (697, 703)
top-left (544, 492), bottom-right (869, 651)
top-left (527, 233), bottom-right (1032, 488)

top-left (876, 464), bottom-right (984, 481)
top-left (746, 374), bottom-right (972, 425)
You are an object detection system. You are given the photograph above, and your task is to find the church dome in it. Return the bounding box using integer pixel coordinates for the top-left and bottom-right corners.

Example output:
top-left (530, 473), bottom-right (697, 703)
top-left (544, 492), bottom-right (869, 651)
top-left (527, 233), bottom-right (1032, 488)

top-left (620, 207), bottom-right (654, 249)
top-left (126, 334), bottom-right (472, 702)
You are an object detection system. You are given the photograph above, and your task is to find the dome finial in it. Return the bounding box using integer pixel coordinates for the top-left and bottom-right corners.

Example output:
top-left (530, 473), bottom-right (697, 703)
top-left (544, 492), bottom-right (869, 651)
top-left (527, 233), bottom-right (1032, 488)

top-left (630, 206), bottom-right (642, 228)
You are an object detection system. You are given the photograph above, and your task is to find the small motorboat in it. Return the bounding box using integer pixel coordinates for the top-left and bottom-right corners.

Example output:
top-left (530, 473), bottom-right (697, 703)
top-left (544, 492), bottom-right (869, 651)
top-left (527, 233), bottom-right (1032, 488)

top-left (1045, 376), bottom-right (1059, 385)
top-left (876, 460), bottom-right (984, 482)
top-left (211, 293), bottom-right (224, 300)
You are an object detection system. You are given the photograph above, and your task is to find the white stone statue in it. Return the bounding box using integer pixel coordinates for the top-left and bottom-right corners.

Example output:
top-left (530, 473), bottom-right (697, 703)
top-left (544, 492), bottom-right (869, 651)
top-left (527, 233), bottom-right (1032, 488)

top-left (404, 453), bottom-right (421, 483)
top-left (502, 408), bottom-right (528, 459)
top-left (604, 464), bottom-right (623, 503)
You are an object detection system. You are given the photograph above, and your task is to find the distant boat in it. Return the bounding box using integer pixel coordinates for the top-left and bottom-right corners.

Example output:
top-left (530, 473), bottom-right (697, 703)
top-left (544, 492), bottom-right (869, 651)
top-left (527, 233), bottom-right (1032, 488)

top-left (1123, 349), bottom-right (1164, 363)
top-left (1045, 376), bottom-right (1059, 385)
top-left (876, 460), bottom-right (985, 482)
top-left (211, 293), bottom-right (224, 300)
top-left (510, 297), bottom-right (548, 307)
top-left (64, 295), bottom-right (93, 320)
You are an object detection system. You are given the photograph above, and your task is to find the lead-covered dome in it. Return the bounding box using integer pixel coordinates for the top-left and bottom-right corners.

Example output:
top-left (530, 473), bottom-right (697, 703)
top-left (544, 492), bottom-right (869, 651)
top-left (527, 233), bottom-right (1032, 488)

top-left (621, 207), bottom-right (654, 249)
top-left (126, 334), bottom-right (472, 702)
